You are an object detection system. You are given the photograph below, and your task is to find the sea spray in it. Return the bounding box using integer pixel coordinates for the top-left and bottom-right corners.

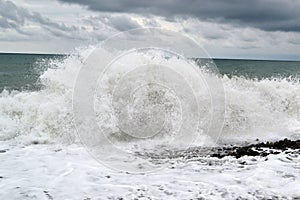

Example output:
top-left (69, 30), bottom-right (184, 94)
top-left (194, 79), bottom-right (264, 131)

top-left (0, 47), bottom-right (299, 146)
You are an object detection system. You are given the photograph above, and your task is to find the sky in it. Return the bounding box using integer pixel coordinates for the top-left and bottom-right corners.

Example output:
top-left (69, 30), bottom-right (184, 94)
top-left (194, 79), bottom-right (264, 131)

top-left (0, 0), bottom-right (300, 60)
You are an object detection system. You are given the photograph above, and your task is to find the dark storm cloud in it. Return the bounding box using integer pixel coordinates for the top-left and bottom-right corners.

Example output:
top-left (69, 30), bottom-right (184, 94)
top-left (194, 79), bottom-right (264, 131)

top-left (58, 0), bottom-right (300, 32)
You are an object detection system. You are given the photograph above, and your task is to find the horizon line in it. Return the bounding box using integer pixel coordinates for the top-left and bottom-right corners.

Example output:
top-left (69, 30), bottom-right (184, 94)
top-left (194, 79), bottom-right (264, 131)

top-left (0, 52), bottom-right (299, 62)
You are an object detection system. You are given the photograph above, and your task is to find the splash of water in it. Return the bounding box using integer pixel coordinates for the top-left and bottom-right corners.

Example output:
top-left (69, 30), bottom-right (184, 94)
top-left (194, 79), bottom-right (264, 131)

top-left (0, 46), bottom-right (299, 146)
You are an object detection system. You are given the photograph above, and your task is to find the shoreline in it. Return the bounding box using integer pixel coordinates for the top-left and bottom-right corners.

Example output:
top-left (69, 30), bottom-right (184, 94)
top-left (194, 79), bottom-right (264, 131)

top-left (137, 138), bottom-right (300, 160)
top-left (211, 138), bottom-right (300, 159)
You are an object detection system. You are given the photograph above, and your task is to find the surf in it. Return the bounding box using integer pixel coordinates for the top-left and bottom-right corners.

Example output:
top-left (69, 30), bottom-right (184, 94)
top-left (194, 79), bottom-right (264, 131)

top-left (0, 46), bottom-right (299, 147)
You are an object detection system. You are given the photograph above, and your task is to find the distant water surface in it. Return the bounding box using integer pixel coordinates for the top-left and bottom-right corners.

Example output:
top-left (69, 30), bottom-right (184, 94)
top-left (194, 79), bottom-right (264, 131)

top-left (0, 53), bottom-right (299, 92)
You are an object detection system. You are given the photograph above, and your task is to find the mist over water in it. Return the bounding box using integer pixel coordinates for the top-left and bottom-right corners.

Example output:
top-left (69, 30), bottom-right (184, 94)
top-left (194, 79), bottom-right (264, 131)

top-left (0, 49), bottom-right (299, 146)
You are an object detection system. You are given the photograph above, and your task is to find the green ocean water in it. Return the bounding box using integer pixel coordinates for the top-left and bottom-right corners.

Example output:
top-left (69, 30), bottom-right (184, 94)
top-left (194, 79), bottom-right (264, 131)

top-left (0, 53), bottom-right (65, 91)
top-left (0, 53), bottom-right (299, 92)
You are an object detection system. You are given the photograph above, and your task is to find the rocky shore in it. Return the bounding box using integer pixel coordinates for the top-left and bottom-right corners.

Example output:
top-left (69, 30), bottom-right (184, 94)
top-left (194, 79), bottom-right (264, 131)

top-left (211, 138), bottom-right (300, 159)
top-left (137, 138), bottom-right (300, 160)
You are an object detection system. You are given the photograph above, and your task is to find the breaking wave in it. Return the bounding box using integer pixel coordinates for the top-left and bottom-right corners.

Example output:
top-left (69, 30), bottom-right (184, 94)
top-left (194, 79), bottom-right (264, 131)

top-left (0, 46), bottom-right (299, 146)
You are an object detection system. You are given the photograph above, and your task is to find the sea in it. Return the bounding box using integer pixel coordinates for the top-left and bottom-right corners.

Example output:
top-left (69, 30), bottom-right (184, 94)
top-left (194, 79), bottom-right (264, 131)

top-left (1, 53), bottom-right (300, 91)
top-left (0, 51), bottom-right (300, 199)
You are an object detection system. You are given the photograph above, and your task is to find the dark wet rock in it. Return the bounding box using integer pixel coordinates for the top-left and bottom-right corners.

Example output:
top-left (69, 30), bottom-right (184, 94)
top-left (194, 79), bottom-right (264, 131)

top-left (136, 138), bottom-right (300, 161)
top-left (32, 140), bottom-right (39, 145)
top-left (31, 140), bottom-right (49, 145)
top-left (0, 149), bottom-right (8, 153)
top-left (211, 138), bottom-right (300, 159)
top-left (43, 191), bottom-right (53, 200)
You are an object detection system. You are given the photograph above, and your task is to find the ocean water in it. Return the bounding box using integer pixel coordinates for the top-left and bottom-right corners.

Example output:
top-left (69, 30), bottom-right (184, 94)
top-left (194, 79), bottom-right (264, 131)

top-left (214, 59), bottom-right (300, 79)
top-left (0, 53), bottom-right (65, 91)
top-left (1, 50), bottom-right (300, 199)
top-left (1, 53), bottom-right (300, 92)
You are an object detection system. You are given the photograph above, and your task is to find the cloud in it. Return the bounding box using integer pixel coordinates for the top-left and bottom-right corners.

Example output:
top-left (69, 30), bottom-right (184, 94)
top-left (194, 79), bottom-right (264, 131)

top-left (58, 0), bottom-right (300, 32)
top-left (103, 15), bottom-right (141, 31)
top-left (0, 0), bottom-right (87, 41)
top-left (83, 14), bottom-right (142, 32)
top-left (1, 0), bottom-right (299, 58)
top-left (0, 0), bottom-right (147, 41)
top-left (0, 0), bottom-right (27, 29)
top-left (0, 0), bottom-right (148, 52)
